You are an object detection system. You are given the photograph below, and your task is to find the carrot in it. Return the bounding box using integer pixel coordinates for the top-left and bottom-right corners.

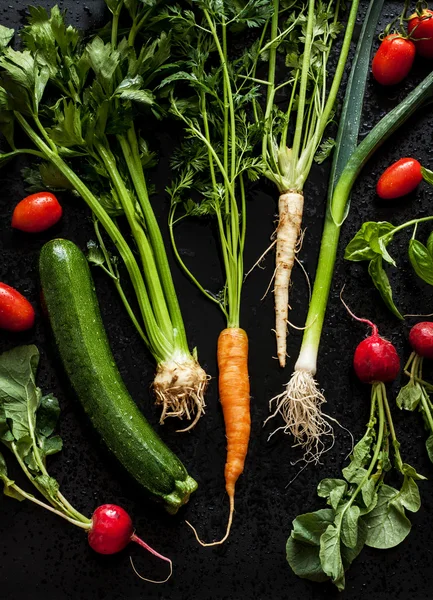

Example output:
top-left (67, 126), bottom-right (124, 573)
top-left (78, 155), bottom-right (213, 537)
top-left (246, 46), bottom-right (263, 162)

top-left (275, 192), bottom-right (304, 367)
top-left (187, 328), bottom-right (250, 545)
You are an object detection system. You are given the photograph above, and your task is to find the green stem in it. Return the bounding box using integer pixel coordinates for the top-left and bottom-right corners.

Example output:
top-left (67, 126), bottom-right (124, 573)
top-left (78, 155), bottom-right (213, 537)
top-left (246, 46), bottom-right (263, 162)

top-left (383, 216), bottom-right (433, 242)
top-left (128, 8), bottom-right (152, 47)
top-left (379, 382), bottom-right (404, 471)
top-left (168, 208), bottom-right (229, 319)
top-left (414, 355), bottom-right (433, 433)
top-left (118, 130), bottom-right (189, 353)
top-left (15, 111), bottom-right (167, 363)
top-left (298, 0), bottom-right (360, 187)
top-left (262, 0), bottom-right (279, 161)
top-left (111, 2), bottom-right (123, 49)
top-left (340, 384), bottom-right (385, 519)
top-left (10, 481), bottom-right (91, 529)
top-left (290, 0), bottom-right (315, 173)
top-left (295, 68), bottom-right (433, 374)
top-left (93, 219), bottom-right (149, 345)
top-left (10, 443), bottom-right (89, 523)
top-left (95, 141), bottom-right (174, 349)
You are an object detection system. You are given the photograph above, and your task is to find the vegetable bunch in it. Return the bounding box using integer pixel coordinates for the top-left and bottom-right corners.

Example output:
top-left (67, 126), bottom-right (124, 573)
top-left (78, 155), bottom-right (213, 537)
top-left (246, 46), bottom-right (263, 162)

top-left (0, 2), bottom-right (208, 429)
top-left (287, 315), bottom-right (425, 590)
top-left (165, 0), bottom-right (270, 544)
top-left (0, 345), bottom-right (172, 582)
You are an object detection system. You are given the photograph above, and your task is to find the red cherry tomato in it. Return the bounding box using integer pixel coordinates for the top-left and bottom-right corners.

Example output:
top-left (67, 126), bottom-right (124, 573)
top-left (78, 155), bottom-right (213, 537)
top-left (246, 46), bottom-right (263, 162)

top-left (0, 283), bottom-right (35, 331)
top-left (408, 9), bottom-right (433, 58)
top-left (376, 157), bottom-right (423, 199)
top-left (12, 192), bottom-right (63, 233)
top-left (372, 35), bottom-right (416, 85)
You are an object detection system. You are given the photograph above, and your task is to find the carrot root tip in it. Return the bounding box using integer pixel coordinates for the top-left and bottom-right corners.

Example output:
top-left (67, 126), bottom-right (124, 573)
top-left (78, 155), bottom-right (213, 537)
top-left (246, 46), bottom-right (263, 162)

top-left (186, 495), bottom-right (235, 547)
top-left (264, 370), bottom-right (335, 464)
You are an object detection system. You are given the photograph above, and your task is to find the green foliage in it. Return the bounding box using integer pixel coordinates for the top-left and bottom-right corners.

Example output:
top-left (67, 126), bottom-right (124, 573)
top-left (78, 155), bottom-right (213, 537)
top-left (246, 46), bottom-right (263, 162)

top-left (166, 1), bottom-right (269, 325)
top-left (345, 217), bottom-right (433, 318)
top-left (0, 346), bottom-right (63, 469)
top-left (258, 0), bottom-right (357, 192)
top-left (397, 352), bottom-right (433, 467)
top-left (287, 383), bottom-right (424, 590)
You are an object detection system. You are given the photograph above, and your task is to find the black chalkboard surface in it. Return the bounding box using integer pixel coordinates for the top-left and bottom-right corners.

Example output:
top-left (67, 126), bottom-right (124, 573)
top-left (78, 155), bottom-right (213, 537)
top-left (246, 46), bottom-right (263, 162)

top-left (0, 1), bottom-right (432, 599)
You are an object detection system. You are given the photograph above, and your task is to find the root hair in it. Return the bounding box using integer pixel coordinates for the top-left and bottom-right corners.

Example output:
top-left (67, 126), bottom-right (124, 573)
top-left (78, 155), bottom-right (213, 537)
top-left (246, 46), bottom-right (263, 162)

top-left (264, 370), bottom-right (335, 464)
top-left (153, 360), bottom-right (209, 432)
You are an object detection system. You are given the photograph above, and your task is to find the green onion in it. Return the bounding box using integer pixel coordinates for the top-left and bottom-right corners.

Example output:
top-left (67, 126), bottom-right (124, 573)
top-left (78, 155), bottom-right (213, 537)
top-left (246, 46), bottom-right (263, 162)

top-left (284, 1), bottom-right (433, 461)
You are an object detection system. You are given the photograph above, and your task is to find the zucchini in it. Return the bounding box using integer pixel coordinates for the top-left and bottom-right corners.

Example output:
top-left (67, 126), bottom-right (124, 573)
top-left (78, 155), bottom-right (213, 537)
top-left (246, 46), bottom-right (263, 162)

top-left (39, 238), bottom-right (197, 513)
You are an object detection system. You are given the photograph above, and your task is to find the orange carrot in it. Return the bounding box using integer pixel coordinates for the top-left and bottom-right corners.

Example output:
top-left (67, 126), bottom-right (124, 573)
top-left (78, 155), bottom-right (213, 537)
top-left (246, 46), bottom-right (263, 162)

top-left (187, 327), bottom-right (250, 545)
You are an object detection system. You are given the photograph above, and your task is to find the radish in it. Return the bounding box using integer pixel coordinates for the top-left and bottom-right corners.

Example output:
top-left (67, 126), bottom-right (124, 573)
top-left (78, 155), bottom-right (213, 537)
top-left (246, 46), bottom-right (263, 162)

top-left (409, 321), bottom-right (433, 359)
top-left (85, 504), bottom-right (173, 582)
top-left (353, 321), bottom-right (400, 383)
top-left (287, 305), bottom-right (424, 591)
top-left (398, 321), bottom-right (433, 464)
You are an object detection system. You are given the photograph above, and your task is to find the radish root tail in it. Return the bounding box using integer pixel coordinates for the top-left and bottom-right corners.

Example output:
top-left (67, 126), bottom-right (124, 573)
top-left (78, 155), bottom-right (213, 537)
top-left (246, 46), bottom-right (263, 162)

top-left (129, 532), bottom-right (173, 584)
top-left (153, 359), bottom-right (209, 431)
top-left (186, 493), bottom-right (234, 547)
top-left (275, 192), bottom-right (304, 368)
top-left (265, 370), bottom-right (334, 464)
top-left (130, 556), bottom-right (173, 584)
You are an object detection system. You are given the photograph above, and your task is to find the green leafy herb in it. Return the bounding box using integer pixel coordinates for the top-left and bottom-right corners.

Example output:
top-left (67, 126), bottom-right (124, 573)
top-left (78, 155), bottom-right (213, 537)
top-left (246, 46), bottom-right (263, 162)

top-left (0, 345), bottom-right (90, 527)
top-left (166, 2), bottom-right (269, 327)
top-left (345, 216), bottom-right (433, 317)
top-left (287, 382), bottom-right (424, 590)
top-left (0, 1), bottom-right (208, 426)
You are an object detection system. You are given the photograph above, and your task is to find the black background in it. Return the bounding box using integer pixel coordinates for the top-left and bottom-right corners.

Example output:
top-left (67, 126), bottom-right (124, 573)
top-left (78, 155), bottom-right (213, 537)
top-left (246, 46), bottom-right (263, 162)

top-left (1, 1), bottom-right (433, 599)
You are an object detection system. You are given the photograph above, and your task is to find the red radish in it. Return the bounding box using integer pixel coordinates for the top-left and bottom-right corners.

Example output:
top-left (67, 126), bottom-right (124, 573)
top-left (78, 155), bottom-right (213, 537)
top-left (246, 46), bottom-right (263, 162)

top-left (372, 35), bottom-right (416, 86)
top-left (408, 10), bottom-right (433, 58)
top-left (88, 504), bottom-right (172, 583)
top-left (409, 322), bottom-right (433, 359)
top-left (354, 328), bottom-right (400, 384)
top-left (376, 158), bottom-right (423, 199)
top-left (341, 295), bottom-right (400, 384)
top-left (0, 283), bottom-right (35, 331)
top-left (12, 192), bottom-right (63, 233)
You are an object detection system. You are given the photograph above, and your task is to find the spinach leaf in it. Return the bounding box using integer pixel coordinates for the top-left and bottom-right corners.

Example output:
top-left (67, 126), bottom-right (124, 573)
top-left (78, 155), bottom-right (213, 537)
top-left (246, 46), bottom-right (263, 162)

top-left (319, 523), bottom-right (345, 590)
top-left (287, 509), bottom-right (334, 583)
top-left (397, 382), bottom-right (422, 411)
top-left (286, 535), bottom-right (329, 583)
top-left (0, 450), bottom-right (25, 501)
top-left (291, 509), bottom-right (334, 545)
top-left (317, 479), bottom-right (347, 511)
top-left (400, 476), bottom-right (421, 513)
top-left (426, 434), bottom-right (433, 464)
top-left (364, 484), bottom-right (412, 549)
top-left (340, 505), bottom-right (360, 549)
top-left (0, 345), bottom-right (63, 471)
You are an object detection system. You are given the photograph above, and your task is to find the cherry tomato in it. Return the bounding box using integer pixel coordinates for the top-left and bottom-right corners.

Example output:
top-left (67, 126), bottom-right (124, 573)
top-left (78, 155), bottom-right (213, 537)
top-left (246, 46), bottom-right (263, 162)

top-left (376, 157), bottom-right (423, 200)
top-left (408, 9), bottom-right (433, 58)
top-left (12, 192), bottom-right (63, 233)
top-left (0, 283), bottom-right (35, 331)
top-left (372, 35), bottom-right (416, 85)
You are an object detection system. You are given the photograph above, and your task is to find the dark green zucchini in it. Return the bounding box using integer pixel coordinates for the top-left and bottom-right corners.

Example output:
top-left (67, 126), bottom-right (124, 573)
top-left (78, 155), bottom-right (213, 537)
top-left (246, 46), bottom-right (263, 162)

top-left (39, 238), bottom-right (197, 513)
